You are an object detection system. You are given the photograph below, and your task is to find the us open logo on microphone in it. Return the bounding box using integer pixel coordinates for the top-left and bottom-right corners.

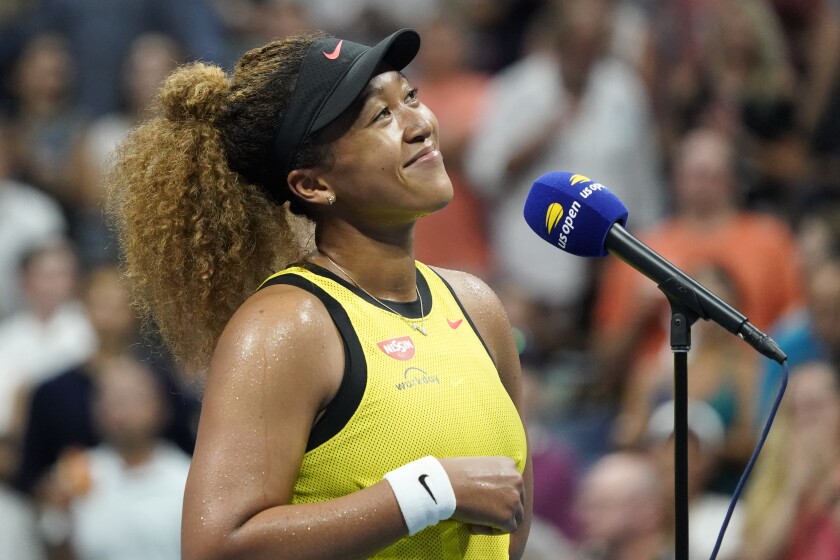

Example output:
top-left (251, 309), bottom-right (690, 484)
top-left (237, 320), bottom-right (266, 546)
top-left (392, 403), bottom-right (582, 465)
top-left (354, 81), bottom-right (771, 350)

top-left (525, 171), bottom-right (630, 257)
top-left (550, 200), bottom-right (581, 249)
top-left (570, 173), bottom-right (591, 186)
top-left (546, 203), bottom-right (564, 234)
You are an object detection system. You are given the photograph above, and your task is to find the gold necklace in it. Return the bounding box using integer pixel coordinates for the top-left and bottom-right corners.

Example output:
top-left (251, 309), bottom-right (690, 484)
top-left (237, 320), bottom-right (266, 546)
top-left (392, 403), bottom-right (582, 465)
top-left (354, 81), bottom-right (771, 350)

top-left (320, 252), bottom-right (428, 336)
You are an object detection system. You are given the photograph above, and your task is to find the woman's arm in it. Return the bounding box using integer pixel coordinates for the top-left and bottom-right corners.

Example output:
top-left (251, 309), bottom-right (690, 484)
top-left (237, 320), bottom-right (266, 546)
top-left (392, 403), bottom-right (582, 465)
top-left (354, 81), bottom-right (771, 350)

top-left (435, 268), bottom-right (534, 560)
top-left (182, 284), bottom-right (526, 560)
top-left (182, 285), bottom-right (407, 560)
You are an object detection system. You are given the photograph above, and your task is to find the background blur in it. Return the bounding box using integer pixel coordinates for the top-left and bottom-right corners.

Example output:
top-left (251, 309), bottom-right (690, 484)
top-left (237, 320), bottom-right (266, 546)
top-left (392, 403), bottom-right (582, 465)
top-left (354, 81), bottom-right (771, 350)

top-left (1, 1), bottom-right (839, 559)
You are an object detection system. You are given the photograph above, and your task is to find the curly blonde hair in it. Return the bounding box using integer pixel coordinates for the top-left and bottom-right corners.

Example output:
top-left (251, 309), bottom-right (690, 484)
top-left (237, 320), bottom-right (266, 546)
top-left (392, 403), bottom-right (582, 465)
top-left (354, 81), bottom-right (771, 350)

top-left (106, 33), bottom-right (329, 373)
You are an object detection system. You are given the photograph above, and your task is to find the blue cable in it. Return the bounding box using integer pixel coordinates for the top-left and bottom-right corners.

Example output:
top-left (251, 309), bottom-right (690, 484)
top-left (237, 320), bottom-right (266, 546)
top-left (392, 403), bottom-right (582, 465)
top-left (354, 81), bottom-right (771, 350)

top-left (708, 361), bottom-right (790, 560)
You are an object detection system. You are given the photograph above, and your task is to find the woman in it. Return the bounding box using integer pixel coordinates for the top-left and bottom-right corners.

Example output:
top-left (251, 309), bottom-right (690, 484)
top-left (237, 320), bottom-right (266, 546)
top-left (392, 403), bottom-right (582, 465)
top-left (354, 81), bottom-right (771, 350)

top-left (106, 28), bottom-right (532, 559)
top-left (740, 361), bottom-right (840, 560)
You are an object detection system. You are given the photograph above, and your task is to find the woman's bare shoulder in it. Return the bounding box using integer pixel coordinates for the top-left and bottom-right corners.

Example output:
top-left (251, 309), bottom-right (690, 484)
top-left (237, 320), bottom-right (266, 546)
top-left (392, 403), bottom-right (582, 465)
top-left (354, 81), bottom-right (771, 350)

top-left (431, 267), bottom-right (507, 323)
top-left (206, 281), bottom-right (344, 407)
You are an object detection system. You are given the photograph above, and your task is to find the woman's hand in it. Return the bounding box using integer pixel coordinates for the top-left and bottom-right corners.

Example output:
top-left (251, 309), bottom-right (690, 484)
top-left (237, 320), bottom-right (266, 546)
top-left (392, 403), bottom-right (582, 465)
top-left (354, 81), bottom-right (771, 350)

top-left (440, 456), bottom-right (525, 534)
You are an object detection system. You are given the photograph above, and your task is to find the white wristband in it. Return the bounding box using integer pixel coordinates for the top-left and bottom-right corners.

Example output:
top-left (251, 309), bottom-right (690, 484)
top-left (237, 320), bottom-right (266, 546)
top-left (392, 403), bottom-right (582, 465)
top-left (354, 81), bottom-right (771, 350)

top-left (384, 456), bottom-right (457, 536)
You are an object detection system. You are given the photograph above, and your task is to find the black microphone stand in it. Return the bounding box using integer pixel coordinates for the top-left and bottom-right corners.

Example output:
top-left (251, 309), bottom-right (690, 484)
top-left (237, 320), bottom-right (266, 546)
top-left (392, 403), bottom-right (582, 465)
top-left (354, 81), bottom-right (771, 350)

top-left (661, 281), bottom-right (699, 560)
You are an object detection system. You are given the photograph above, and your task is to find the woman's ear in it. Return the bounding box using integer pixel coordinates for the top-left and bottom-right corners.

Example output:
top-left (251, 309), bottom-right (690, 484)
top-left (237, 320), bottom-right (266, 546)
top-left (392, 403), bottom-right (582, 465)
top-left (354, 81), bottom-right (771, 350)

top-left (287, 169), bottom-right (334, 207)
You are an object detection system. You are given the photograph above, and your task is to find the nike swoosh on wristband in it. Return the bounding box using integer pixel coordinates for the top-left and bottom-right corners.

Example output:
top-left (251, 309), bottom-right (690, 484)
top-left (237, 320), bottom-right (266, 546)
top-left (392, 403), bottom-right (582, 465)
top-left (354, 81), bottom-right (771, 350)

top-left (323, 40), bottom-right (343, 60)
top-left (418, 474), bottom-right (437, 503)
top-left (447, 319), bottom-right (462, 329)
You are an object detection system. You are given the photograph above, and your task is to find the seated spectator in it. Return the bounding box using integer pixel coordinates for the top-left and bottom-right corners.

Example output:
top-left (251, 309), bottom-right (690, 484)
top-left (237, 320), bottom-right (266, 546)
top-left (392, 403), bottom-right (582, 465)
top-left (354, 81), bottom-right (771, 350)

top-left (520, 360), bottom-right (581, 542)
top-left (593, 127), bottom-right (802, 389)
top-left (465, 0), bottom-right (662, 322)
top-left (768, 0), bottom-right (840, 169)
top-left (755, 212), bottom-right (840, 422)
top-left (0, 121), bottom-right (66, 318)
top-left (19, 0), bottom-right (226, 117)
top-left (648, 0), bottom-right (797, 206)
top-left (37, 354), bottom-right (190, 560)
top-left (66, 32), bottom-right (182, 268)
top-left (452, 0), bottom-right (544, 73)
top-left (16, 265), bottom-right (199, 495)
top-left (708, 0), bottom-right (799, 210)
top-left (6, 32), bottom-right (87, 205)
top-left (521, 516), bottom-right (579, 560)
top-left (645, 398), bottom-right (745, 560)
top-left (0, 435), bottom-right (44, 560)
top-left (0, 238), bottom-right (95, 439)
top-left (740, 361), bottom-right (840, 560)
top-left (795, 203), bottom-right (840, 278)
top-left (614, 264), bottom-right (758, 493)
top-left (575, 452), bottom-right (671, 560)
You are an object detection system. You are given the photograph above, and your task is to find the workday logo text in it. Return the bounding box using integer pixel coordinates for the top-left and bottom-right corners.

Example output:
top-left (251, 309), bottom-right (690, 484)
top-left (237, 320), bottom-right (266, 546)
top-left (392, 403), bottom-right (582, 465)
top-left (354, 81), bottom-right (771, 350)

top-left (396, 367), bottom-right (440, 391)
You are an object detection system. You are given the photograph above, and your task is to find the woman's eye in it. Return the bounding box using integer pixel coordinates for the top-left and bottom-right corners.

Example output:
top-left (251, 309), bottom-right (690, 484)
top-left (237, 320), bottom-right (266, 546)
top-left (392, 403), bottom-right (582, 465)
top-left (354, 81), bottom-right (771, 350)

top-left (406, 88), bottom-right (419, 102)
top-left (376, 107), bottom-right (391, 121)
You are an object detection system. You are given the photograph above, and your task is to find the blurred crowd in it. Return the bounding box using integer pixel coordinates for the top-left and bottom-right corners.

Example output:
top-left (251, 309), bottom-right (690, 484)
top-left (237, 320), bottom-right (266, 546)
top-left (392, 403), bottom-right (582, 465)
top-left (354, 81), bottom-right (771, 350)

top-left (0, 0), bottom-right (839, 559)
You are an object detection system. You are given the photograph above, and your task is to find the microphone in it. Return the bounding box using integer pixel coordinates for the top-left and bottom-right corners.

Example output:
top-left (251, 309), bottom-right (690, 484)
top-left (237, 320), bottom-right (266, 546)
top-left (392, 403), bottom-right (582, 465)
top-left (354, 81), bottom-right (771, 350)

top-left (523, 171), bottom-right (786, 363)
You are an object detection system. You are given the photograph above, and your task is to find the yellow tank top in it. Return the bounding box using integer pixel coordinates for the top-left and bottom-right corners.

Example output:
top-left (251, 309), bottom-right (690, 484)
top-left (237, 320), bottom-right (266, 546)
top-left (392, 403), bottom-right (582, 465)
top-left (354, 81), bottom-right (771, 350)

top-left (260, 262), bottom-right (528, 559)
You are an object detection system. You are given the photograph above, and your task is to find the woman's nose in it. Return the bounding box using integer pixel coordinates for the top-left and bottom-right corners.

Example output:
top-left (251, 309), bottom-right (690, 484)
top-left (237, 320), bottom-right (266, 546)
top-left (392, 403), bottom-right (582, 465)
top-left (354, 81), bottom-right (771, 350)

top-left (403, 111), bottom-right (433, 143)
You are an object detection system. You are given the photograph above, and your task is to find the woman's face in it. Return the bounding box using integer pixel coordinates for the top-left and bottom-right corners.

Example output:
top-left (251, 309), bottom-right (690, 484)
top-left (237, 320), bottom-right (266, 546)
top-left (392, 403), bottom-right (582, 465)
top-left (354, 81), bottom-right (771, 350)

top-left (315, 71), bottom-right (453, 226)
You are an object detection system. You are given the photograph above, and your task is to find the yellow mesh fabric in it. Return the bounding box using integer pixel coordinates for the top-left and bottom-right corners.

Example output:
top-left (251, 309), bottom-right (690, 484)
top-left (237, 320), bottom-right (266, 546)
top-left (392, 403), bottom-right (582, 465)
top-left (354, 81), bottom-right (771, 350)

top-left (264, 262), bottom-right (527, 559)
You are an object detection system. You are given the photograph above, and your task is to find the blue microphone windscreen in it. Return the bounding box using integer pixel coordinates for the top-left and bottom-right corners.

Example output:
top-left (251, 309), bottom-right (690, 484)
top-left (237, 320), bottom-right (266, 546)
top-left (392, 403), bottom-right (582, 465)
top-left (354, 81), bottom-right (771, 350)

top-left (523, 171), bottom-right (629, 257)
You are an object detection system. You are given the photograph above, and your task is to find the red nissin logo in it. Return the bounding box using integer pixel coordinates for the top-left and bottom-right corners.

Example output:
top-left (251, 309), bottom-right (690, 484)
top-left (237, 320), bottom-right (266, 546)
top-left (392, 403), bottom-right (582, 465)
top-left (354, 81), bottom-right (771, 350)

top-left (377, 336), bottom-right (416, 361)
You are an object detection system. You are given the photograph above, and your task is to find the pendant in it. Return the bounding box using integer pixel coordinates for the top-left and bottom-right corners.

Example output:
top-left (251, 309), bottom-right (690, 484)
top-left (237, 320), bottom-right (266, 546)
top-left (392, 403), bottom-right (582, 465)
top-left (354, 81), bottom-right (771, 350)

top-left (412, 323), bottom-right (428, 336)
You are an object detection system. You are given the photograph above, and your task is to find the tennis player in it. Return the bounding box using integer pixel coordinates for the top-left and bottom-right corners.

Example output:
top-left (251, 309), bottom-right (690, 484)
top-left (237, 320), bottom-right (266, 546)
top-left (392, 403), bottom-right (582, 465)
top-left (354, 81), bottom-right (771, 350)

top-left (107, 28), bottom-right (531, 559)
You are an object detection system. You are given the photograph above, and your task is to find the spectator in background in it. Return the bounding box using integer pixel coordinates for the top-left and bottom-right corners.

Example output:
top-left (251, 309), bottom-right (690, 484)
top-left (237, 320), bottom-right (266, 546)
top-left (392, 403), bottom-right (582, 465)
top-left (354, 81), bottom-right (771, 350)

top-left (645, 398), bottom-right (744, 560)
top-left (0, 0), bottom-right (30, 26)
top-left (520, 360), bottom-right (581, 543)
top-left (453, 0), bottom-right (544, 73)
top-left (0, 239), bottom-right (95, 440)
top-left (754, 203), bottom-right (840, 423)
top-left (708, 0), bottom-right (800, 211)
top-left (756, 252), bottom-right (840, 423)
top-left (593, 127), bottom-right (801, 391)
top-left (6, 32), bottom-right (86, 207)
top-left (215, 0), bottom-right (313, 58)
top-left (299, 0), bottom-right (442, 45)
top-left (768, 0), bottom-right (840, 172)
top-left (740, 361), bottom-right (840, 560)
top-left (520, 359), bottom-right (583, 560)
top-left (38, 354), bottom-right (190, 560)
top-left (795, 203), bottom-right (840, 279)
top-left (465, 0), bottom-right (662, 354)
top-left (0, 121), bottom-right (66, 318)
top-left (66, 33), bottom-right (183, 268)
top-left (0, 435), bottom-right (45, 560)
top-left (16, 265), bottom-right (199, 495)
top-left (575, 451), bottom-right (671, 560)
top-left (411, 13), bottom-right (493, 276)
top-left (17, 0), bottom-right (226, 118)
top-left (647, 0), bottom-right (796, 190)
top-left (614, 264), bottom-right (757, 493)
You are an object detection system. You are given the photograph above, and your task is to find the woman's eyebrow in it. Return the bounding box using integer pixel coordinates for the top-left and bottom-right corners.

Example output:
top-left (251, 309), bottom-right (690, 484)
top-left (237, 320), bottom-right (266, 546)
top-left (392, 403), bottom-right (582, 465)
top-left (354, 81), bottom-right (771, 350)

top-left (360, 72), bottom-right (410, 101)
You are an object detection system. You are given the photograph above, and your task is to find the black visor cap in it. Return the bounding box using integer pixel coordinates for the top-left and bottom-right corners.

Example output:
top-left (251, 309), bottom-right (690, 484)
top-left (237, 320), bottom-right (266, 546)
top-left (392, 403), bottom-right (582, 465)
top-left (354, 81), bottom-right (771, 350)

top-left (272, 29), bottom-right (421, 202)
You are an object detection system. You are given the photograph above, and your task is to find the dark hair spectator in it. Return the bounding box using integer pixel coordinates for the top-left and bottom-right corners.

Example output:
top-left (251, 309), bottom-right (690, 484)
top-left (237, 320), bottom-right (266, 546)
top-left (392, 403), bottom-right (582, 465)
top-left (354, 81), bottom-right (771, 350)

top-left (16, 265), bottom-right (199, 496)
top-left (593, 127), bottom-right (802, 396)
top-left (10, 0), bottom-right (227, 118)
top-left (575, 451), bottom-right (670, 560)
top-left (0, 238), bottom-right (95, 442)
top-left (6, 32), bottom-right (87, 205)
top-left (0, 120), bottom-right (66, 318)
top-left (36, 354), bottom-right (190, 559)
